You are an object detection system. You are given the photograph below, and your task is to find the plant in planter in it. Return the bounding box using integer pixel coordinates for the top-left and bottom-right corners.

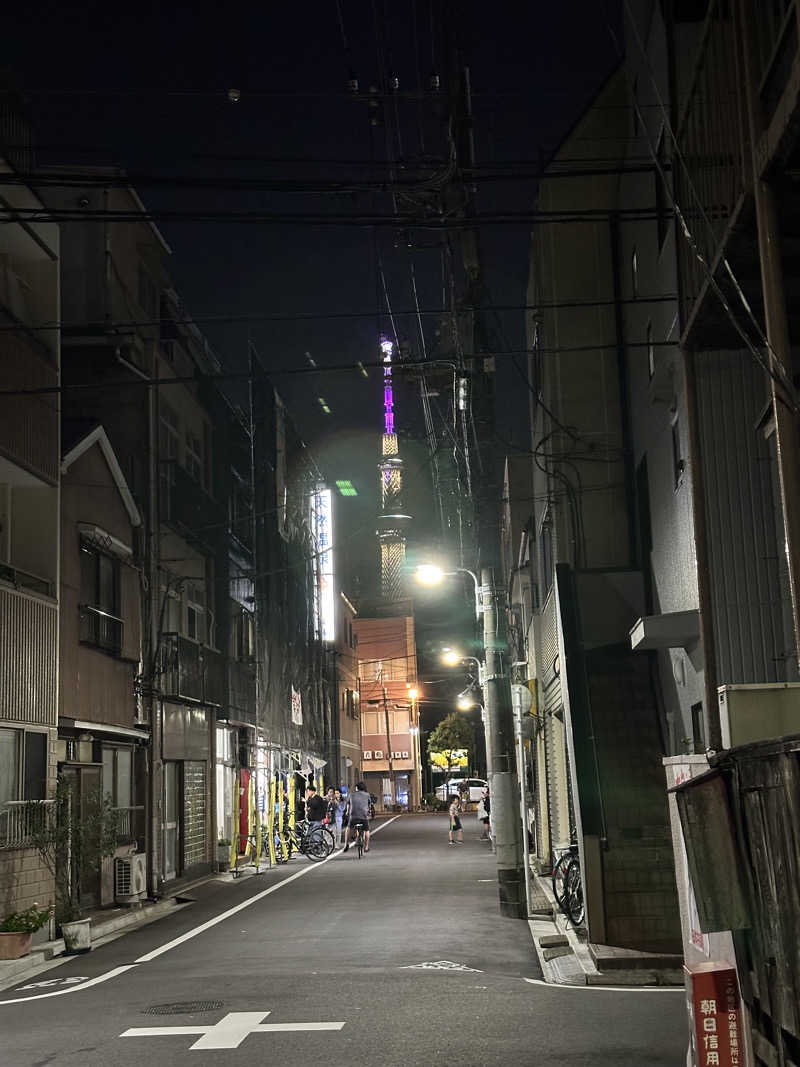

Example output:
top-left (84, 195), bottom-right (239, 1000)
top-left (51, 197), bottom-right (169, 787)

top-left (0, 904), bottom-right (52, 960)
top-left (24, 778), bottom-right (119, 954)
top-left (217, 838), bottom-right (232, 869)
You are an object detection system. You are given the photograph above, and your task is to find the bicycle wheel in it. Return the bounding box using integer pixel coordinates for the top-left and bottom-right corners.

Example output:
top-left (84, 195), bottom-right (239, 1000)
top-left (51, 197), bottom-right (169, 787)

top-left (356, 829), bottom-right (364, 859)
top-left (551, 850), bottom-right (572, 909)
top-left (303, 830), bottom-right (329, 861)
top-left (564, 857), bottom-right (585, 926)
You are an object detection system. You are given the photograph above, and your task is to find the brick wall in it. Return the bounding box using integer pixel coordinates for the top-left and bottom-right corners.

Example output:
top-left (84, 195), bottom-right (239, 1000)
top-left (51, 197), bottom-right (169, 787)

top-left (0, 850), bottom-right (55, 927)
top-left (183, 761), bottom-right (207, 869)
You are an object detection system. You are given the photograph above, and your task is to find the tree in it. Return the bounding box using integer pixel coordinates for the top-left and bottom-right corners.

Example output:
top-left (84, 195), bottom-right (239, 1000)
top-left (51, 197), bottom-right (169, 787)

top-left (427, 713), bottom-right (476, 777)
top-left (25, 778), bottom-right (119, 925)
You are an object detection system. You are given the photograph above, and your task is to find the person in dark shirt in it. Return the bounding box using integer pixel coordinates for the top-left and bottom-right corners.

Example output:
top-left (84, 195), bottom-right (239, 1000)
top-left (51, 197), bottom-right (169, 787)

top-left (305, 785), bottom-right (328, 828)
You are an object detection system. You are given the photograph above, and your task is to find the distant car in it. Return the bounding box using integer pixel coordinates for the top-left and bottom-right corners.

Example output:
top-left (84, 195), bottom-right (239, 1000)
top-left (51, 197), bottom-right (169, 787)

top-left (435, 778), bottom-right (487, 803)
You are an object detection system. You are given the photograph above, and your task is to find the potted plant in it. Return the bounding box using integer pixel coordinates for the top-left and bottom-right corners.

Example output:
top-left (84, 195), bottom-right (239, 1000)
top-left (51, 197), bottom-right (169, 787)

top-left (217, 838), bottom-right (232, 870)
top-left (24, 778), bottom-right (119, 954)
top-left (0, 904), bottom-right (52, 960)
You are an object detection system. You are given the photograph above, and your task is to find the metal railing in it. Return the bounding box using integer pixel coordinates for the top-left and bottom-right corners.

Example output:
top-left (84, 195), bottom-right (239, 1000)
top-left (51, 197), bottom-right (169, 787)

top-left (112, 805), bottom-right (145, 847)
top-left (79, 604), bottom-right (124, 655)
top-left (0, 799), bottom-right (53, 850)
top-left (160, 632), bottom-right (224, 706)
top-left (0, 561), bottom-right (54, 599)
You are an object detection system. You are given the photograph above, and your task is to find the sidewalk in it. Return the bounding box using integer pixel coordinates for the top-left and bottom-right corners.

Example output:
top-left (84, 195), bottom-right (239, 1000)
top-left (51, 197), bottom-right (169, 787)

top-left (525, 870), bottom-right (684, 987)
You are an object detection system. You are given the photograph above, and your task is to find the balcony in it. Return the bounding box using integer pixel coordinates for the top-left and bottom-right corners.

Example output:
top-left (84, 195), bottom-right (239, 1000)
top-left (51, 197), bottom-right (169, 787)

top-left (0, 800), bottom-right (53, 850)
top-left (228, 659), bottom-right (257, 723)
top-left (159, 462), bottom-right (224, 552)
top-left (79, 604), bottom-right (123, 656)
top-left (0, 328), bottom-right (59, 484)
top-left (160, 633), bottom-right (224, 706)
top-left (0, 583), bottom-right (57, 727)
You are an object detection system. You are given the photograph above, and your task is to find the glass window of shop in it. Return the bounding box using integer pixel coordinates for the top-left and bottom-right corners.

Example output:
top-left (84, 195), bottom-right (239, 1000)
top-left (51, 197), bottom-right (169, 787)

top-left (215, 727), bottom-right (236, 843)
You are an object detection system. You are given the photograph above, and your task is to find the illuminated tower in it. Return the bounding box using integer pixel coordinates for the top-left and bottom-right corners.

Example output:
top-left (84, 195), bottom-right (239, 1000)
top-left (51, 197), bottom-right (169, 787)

top-left (377, 338), bottom-right (411, 600)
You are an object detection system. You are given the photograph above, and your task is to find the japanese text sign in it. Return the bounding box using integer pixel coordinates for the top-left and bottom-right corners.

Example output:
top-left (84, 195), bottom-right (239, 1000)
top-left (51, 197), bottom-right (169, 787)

top-left (686, 961), bottom-right (742, 1067)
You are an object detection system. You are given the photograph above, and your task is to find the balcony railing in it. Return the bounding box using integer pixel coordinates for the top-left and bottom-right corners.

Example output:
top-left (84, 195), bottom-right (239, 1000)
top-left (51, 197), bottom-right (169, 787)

top-left (0, 562), bottom-right (54, 598)
top-left (159, 462), bottom-right (223, 551)
top-left (79, 604), bottom-right (124, 655)
top-left (0, 800), bottom-right (54, 850)
top-left (0, 584), bottom-right (58, 726)
top-left (112, 805), bottom-right (146, 848)
top-left (160, 632), bottom-right (224, 706)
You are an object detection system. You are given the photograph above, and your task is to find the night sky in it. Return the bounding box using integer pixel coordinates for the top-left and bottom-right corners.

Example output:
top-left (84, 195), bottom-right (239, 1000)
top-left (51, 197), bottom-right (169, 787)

top-left (4, 1), bottom-right (620, 711)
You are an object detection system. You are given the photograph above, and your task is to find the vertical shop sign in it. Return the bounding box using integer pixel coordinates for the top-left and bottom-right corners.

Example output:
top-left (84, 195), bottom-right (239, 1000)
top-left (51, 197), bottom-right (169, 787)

top-left (291, 685), bottom-right (303, 725)
top-left (686, 962), bottom-right (742, 1067)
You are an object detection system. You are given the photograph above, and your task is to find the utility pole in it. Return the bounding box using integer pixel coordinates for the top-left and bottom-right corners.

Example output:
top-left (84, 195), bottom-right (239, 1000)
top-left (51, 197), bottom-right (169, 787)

top-left (440, 3), bottom-right (526, 917)
top-left (382, 685), bottom-right (395, 808)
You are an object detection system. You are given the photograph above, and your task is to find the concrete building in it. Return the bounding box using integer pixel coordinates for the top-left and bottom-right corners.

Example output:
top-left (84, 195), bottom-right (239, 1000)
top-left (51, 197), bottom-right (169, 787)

top-left (332, 591), bottom-right (361, 792)
top-left (0, 128), bottom-right (60, 924)
top-left (58, 424), bottom-right (145, 908)
top-left (354, 603), bottom-right (419, 811)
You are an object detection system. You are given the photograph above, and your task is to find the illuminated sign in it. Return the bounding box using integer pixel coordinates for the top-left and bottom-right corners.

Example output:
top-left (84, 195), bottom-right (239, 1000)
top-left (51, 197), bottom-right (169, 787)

top-left (335, 479), bottom-right (357, 497)
top-left (311, 486), bottom-right (335, 642)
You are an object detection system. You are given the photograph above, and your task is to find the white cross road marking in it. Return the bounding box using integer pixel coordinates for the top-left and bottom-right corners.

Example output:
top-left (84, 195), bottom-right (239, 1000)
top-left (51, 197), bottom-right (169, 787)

top-left (120, 1011), bottom-right (346, 1050)
top-left (18, 977), bottom-right (88, 990)
top-left (401, 960), bottom-right (483, 972)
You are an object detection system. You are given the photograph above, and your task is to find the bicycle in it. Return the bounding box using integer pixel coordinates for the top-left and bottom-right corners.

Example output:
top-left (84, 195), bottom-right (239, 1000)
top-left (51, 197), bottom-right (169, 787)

top-left (551, 844), bottom-right (574, 909)
top-left (551, 843), bottom-right (584, 925)
top-left (274, 820), bottom-right (335, 862)
top-left (352, 820), bottom-right (366, 859)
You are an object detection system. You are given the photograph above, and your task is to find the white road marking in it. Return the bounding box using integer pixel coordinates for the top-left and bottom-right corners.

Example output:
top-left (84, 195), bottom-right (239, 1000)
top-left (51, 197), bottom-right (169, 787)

top-left (402, 960), bottom-right (483, 972)
top-left (523, 977), bottom-right (684, 992)
top-left (0, 965), bottom-right (137, 1005)
top-left (17, 977), bottom-right (88, 990)
top-left (121, 1010), bottom-right (345, 1049)
top-left (0, 815), bottom-right (405, 1006)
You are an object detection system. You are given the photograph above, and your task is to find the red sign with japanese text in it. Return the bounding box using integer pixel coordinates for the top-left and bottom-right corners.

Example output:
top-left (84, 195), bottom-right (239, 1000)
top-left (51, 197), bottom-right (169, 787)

top-left (686, 962), bottom-right (743, 1067)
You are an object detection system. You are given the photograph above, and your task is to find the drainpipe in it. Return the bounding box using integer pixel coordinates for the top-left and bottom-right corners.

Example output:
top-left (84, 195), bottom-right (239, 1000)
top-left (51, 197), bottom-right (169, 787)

top-left (609, 213), bottom-right (638, 567)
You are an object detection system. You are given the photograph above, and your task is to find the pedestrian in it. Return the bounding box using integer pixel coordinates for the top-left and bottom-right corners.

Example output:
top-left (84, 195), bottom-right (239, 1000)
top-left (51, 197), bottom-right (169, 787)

top-left (305, 784), bottom-right (327, 829)
top-left (478, 787), bottom-right (490, 840)
top-left (448, 795), bottom-right (463, 845)
top-left (333, 788), bottom-right (347, 845)
top-left (324, 787), bottom-right (337, 828)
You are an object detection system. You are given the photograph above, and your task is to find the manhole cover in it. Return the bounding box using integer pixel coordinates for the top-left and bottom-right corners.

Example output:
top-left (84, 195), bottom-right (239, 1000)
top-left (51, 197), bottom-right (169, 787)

top-left (144, 1001), bottom-right (224, 1015)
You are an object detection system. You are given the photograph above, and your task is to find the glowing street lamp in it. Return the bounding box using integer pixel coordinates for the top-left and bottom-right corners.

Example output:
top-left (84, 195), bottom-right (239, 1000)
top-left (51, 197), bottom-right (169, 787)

top-left (413, 564), bottom-right (482, 619)
top-left (441, 649), bottom-right (462, 666)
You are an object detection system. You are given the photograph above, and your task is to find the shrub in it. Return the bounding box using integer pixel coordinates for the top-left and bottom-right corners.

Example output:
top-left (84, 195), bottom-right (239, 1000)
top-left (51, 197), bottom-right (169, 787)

top-left (0, 904), bottom-right (52, 934)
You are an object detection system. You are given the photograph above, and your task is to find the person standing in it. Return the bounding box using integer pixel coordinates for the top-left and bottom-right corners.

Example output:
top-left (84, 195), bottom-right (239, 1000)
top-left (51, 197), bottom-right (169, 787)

top-left (448, 795), bottom-right (463, 845)
top-left (477, 788), bottom-right (490, 840)
top-left (333, 788), bottom-right (346, 845)
top-left (305, 784), bottom-right (327, 829)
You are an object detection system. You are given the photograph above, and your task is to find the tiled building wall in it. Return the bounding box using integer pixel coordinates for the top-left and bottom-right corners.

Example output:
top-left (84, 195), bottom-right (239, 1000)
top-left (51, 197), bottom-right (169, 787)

top-left (183, 760), bottom-right (207, 869)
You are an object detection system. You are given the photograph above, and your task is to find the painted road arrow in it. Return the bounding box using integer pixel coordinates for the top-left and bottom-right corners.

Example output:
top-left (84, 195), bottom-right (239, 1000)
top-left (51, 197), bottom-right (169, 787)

top-left (120, 1010), bottom-right (345, 1050)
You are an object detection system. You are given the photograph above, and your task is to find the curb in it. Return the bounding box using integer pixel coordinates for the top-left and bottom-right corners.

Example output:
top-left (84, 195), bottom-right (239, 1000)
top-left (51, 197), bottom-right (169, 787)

top-left (526, 875), bottom-right (683, 988)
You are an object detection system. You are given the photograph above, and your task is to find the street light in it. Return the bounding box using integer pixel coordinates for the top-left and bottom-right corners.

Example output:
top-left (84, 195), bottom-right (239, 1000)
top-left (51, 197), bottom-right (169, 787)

top-left (414, 564), bottom-right (482, 619)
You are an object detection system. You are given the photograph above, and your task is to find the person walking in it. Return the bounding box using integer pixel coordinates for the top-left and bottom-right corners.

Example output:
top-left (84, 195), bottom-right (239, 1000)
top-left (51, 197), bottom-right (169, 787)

top-left (448, 795), bottom-right (463, 845)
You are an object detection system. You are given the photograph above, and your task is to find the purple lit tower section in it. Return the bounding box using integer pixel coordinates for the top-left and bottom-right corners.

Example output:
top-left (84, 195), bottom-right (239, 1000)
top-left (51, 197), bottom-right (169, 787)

top-left (377, 338), bottom-right (411, 600)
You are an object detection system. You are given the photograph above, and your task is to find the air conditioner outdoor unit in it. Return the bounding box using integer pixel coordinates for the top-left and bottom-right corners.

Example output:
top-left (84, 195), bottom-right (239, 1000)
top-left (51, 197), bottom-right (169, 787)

top-left (115, 853), bottom-right (147, 904)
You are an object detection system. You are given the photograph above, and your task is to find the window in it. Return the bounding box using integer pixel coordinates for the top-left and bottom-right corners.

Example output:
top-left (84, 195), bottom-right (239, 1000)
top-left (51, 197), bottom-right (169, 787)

top-left (102, 746), bottom-right (133, 808)
top-left (159, 401), bottom-right (180, 463)
top-left (185, 582), bottom-right (206, 644)
top-left (185, 427), bottom-right (204, 486)
top-left (344, 689), bottom-right (357, 718)
top-left (647, 322), bottom-right (655, 380)
top-left (0, 728), bottom-right (46, 804)
top-left (230, 607), bottom-right (254, 661)
top-left (79, 543), bottom-right (121, 653)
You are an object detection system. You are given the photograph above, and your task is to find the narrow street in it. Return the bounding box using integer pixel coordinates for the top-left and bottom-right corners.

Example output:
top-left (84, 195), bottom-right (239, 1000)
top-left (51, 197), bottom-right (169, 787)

top-left (1, 817), bottom-right (685, 1066)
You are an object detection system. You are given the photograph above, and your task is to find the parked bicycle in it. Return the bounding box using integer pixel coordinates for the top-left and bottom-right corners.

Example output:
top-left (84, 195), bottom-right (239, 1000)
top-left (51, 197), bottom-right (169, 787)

top-left (551, 843), bottom-right (584, 926)
top-left (274, 819), bottom-right (335, 862)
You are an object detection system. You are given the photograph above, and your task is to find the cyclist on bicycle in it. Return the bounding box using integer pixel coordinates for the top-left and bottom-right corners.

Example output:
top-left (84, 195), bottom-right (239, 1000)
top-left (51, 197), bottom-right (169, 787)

top-left (343, 781), bottom-right (371, 853)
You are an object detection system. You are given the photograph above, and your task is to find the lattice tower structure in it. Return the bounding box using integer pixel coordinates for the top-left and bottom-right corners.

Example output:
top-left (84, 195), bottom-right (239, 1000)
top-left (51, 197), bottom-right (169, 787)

top-left (377, 339), bottom-right (411, 601)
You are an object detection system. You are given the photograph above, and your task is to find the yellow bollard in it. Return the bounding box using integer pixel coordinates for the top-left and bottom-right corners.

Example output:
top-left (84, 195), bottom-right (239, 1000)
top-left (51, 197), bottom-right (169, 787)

top-left (229, 771), bottom-right (239, 871)
top-left (267, 777), bottom-right (276, 867)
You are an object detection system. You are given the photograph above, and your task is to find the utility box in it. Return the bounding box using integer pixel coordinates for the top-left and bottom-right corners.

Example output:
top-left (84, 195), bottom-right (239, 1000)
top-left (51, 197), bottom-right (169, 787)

top-left (115, 853), bottom-right (146, 904)
top-left (717, 683), bottom-right (800, 749)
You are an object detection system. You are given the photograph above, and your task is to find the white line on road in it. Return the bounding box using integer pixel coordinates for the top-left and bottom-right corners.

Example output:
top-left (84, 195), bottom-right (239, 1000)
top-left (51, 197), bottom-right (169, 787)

top-left (0, 965), bottom-right (137, 1005)
top-left (0, 815), bottom-right (404, 1006)
top-left (523, 977), bottom-right (684, 993)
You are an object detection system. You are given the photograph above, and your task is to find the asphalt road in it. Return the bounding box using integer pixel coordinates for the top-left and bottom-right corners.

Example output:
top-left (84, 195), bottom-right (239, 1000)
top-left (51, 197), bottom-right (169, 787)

top-left (0, 815), bottom-right (687, 1066)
